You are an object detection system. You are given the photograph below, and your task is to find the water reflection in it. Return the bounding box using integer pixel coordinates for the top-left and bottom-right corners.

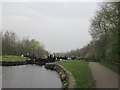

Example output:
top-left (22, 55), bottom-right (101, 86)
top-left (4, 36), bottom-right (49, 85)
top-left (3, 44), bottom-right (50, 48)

top-left (2, 65), bottom-right (62, 88)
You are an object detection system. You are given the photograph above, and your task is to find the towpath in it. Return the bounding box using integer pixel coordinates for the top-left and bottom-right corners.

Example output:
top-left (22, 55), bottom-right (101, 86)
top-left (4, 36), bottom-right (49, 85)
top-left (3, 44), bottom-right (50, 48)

top-left (88, 62), bottom-right (119, 88)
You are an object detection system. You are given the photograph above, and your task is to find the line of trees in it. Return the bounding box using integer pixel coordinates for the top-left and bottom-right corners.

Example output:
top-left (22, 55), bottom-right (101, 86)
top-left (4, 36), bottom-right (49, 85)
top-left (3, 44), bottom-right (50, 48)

top-left (60, 2), bottom-right (119, 65)
top-left (1, 31), bottom-right (48, 58)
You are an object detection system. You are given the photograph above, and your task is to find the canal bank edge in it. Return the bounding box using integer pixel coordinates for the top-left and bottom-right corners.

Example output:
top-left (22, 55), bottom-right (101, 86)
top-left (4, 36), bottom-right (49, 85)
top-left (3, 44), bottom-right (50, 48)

top-left (45, 64), bottom-right (76, 88)
top-left (0, 60), bottom-right (46, 66)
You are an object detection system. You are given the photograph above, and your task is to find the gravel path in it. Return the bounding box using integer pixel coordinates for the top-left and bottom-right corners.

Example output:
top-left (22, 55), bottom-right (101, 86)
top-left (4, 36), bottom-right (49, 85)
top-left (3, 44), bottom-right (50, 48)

top-left (88, 62), bottom-right (119, 88)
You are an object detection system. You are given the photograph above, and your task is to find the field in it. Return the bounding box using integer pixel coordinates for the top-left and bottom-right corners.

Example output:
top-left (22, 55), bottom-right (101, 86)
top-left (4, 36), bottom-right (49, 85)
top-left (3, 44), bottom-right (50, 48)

top-left (54, 60), bottom-right (93, 88)
top-left (0, 55), bottom-right (27, 61)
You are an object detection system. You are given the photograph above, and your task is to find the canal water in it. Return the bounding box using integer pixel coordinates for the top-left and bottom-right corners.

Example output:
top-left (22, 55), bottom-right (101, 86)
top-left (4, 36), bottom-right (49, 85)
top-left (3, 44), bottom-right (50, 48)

top-left (2, 65), bottom-right (62, 88)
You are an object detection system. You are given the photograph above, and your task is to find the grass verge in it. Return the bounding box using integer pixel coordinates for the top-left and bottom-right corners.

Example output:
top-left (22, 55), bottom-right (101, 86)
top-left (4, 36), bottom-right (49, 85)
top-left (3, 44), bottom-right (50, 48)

top-left (53, 60), bottom-right (93, 88)
top-left (100, 62), bottom-right (119, 74)
top-left (0, 55), bottom-right (27, 61)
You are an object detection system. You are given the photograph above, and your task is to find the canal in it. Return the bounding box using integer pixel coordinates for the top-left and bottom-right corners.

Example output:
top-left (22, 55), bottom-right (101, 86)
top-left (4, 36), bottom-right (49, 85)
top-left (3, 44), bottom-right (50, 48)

top-left (2, 65), bottom-right (62, 88)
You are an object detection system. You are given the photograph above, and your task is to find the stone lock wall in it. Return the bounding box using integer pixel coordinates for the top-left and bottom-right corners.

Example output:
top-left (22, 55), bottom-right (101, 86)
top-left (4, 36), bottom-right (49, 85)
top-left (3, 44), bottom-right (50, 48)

top-left (45, 64), bottom-right (76, 88)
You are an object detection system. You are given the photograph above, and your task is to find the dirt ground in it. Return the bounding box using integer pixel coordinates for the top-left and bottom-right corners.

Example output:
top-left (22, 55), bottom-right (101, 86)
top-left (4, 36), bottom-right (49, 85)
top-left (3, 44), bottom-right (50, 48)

top-left (88, 62), bottom-right (119, 88)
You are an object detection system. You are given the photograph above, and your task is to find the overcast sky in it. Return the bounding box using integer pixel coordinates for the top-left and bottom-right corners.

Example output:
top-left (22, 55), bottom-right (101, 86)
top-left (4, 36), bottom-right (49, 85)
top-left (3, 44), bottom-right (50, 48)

top-left (2, 2), bottom-right (99, 53)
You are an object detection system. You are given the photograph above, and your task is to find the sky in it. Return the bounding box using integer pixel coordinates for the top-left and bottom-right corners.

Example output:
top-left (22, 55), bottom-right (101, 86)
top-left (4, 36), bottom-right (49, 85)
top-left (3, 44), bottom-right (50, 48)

top-left (2, 1), bottom-right (99, 53)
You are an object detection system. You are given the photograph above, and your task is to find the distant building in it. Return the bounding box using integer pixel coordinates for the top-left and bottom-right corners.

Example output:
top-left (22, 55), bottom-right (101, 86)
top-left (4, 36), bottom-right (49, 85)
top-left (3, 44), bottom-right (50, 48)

top-left (53, 53), bottom-right (60, 57)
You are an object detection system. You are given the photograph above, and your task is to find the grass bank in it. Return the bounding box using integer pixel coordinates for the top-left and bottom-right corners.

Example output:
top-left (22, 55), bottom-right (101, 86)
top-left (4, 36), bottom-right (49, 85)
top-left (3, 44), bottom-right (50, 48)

top-left (53, 60), bottom-right (93, 88)
top-left (0, 55), bottom-right (27, 61)
top-left (100, 62), bottom-right (118, 74)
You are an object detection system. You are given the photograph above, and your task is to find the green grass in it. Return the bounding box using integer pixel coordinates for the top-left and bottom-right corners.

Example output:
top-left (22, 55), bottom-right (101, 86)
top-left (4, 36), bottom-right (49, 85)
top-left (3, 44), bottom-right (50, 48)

top-left (100, 62), bottom-right (119, 74)
top-left (53, 60), bottom-right (93, 88)
top-left (0, 55), bottom-right (27, 61)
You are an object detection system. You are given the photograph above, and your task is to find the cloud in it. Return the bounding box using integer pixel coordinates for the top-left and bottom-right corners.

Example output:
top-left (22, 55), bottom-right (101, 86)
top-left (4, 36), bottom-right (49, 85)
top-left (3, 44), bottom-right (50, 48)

top-left (14, 15), bottom-right (31, 21)
top-left (2, 2), bottom-right (97, 53)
